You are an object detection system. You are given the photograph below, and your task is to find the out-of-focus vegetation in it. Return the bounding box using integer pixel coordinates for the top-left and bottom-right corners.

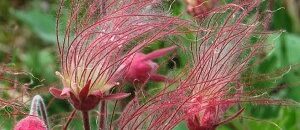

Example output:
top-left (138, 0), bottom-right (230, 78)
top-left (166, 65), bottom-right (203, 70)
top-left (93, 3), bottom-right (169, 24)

top-left (0, 0), bottom-right (300, 130)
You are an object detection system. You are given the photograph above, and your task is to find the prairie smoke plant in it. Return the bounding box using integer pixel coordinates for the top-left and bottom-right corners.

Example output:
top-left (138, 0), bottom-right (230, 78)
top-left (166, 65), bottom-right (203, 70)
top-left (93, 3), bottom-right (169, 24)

top-left (49, 0), bottom-right (190, 129)
top-left (2, 0), bottom-right (296, 130)
top-left (118, 1), bottom-right (273, 129)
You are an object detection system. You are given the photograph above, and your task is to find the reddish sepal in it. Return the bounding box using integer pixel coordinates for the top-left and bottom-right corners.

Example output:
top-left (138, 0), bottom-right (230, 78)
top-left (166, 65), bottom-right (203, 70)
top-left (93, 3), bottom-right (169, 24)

top-left (79, 80), bottom-right (91, 101)
top-left (49, 87), bottom-right (67, 99)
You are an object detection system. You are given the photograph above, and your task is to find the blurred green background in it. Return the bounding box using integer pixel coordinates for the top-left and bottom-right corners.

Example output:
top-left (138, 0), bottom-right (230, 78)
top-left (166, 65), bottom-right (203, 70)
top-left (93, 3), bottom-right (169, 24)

top-left (0, 0), bottom-right (300, 130)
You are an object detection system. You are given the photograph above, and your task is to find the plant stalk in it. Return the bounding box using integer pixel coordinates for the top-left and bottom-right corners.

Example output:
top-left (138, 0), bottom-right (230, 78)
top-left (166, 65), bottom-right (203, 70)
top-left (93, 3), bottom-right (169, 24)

top-left (63, 110), bottom-right (76, 130)
top-left (82, 111), bottom-right (90, 130)
top-left (99, 100), bottom-right (107, 130)
top-left (30, 95), bottom-right (49, 129)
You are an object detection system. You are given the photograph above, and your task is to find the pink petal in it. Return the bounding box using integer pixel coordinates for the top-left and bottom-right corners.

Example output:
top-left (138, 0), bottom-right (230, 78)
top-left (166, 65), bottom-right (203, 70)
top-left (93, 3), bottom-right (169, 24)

top-left (142, 46), bottom-right (177, 61)
top-left (61, 88), bottom-right (72, 97)
top-left (49, 87), bottom-right (67, 99)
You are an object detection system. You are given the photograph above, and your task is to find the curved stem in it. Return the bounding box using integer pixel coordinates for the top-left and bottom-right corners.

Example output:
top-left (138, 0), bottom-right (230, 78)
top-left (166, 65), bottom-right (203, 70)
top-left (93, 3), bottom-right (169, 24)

top-left (30, 95), bottom-right (49, 130)
top-left (99, 100), bottom-right (106, 130)
top-left (63, 110), bottom-right (76, 130)
top-left (82, 111), bottom-right (90, 130)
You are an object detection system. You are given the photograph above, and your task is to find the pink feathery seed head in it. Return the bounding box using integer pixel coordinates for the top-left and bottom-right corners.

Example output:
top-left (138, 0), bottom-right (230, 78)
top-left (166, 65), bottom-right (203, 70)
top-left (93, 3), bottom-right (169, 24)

top-left (186, 96), bottom-right (241, 130)
top-left (14, 116), bottom-right (47, 130)
top-left (51, 0), bottom-right (188, 111)
top-left (184, 0), bottom-right (267, 128)
top-left (118, 0), bottom-right (270, 129)
top-left (121, 45), bottom-right (177, 83)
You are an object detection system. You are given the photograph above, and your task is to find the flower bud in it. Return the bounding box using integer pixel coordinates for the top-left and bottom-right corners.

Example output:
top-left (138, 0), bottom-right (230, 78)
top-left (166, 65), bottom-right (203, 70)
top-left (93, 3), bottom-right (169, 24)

top-left (14, 116), bottom-right (47, 130)
top-left (120, 46), bottom-right (177, 84)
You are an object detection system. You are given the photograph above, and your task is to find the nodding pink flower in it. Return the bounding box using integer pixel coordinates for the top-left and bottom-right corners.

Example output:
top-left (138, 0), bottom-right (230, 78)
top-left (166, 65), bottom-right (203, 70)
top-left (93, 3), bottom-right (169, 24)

top-left (118, 1), bottom-right (270, 129)
top-left (50, 0), bottom-right (190, 129)
top-left (49, 0), bottom-right (189, 120)
top-left (14, 95), bottom-right (48, 130)
top-left (186, 89), bottom-right (243, 130)
top-left (119, 46), bottom-right (177, 84)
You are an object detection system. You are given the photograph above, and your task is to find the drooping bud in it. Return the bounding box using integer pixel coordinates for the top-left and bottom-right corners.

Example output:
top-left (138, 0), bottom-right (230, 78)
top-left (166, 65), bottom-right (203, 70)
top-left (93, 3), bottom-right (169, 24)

top-left (118, 1), bottom-right (269, 129)
top-left (119, 46), bottom-right (177, 84)
top-left (14, 95), bottom-right (48, 130)
top-left (14, 116), bottom-right (47, 130)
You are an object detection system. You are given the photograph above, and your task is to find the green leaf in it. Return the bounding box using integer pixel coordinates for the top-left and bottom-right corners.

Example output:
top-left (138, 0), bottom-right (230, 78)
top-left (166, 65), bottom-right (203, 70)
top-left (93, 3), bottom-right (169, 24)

top-left (12, 9), bottom-right (56, 44)
top-left (21, 49), bottom-right (57, 85)
top-left (173, 122), bottom-right (188, 130)
top-left (270, 0), bottom-right (293, 32)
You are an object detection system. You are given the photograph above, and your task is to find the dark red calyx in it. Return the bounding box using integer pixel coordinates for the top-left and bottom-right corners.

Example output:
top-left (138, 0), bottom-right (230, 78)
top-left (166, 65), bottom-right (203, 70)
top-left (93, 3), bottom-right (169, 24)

top-left (49, 81), bottom-right (130, 111)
